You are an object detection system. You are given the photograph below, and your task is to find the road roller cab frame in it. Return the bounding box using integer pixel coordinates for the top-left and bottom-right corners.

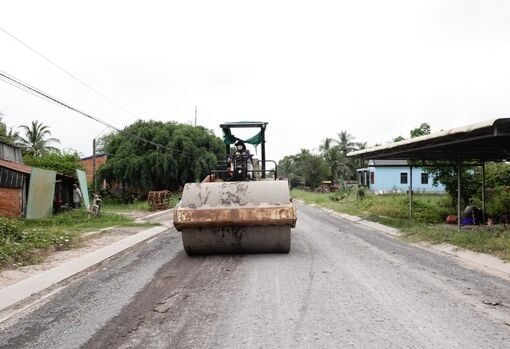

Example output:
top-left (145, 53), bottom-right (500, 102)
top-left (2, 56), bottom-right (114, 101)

top-left (173, 122), bottom-right (297, 255)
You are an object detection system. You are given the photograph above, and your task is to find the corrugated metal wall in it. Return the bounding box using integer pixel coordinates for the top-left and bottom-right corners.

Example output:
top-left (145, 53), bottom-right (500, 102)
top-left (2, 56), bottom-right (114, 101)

top-left (26, 168), bottom-right (56, 219)
top-left (0, 143), bottom-right (23, 163)
top-left (76, 169), bottom-right (90, 210)
top-left (0, 167), bottom-right (25, 187)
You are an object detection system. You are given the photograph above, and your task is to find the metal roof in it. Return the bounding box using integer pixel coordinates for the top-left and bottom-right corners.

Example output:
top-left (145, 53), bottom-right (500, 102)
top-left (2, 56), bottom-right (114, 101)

top-left (220, 121), bottom-right (268, 129)
top-left (0, 159), bottom-right (32, 174)
top-left (348, 118), bottom-right (510, 161)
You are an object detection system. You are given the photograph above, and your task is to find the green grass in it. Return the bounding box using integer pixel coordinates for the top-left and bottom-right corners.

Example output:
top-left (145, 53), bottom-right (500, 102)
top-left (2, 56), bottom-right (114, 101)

top-left (0, 210), bottom-right (141, 267)
top-left (101, 193), bottom-right (180, 213)
top-left (293, 189), bottom-right (510, 261)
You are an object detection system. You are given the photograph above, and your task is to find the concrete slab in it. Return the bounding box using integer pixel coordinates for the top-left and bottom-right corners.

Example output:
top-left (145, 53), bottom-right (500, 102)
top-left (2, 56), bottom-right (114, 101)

top-left (0, 225), bottom-right (168, 312)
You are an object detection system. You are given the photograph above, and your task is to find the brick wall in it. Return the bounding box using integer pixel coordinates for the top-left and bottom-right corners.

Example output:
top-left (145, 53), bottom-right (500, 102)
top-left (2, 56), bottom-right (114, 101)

top-left (0, 187), bottom-right (22, 218)
top-left (80, 155), bottom-right (107, 184)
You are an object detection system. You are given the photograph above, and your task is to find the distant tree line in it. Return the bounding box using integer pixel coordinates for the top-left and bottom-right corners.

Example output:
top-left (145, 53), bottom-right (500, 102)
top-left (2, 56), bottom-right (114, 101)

top-left (278, 131), bottom-right (366, 189)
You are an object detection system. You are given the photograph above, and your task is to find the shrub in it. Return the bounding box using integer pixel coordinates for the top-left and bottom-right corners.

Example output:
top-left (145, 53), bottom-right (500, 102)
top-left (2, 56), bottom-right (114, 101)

top-left (0, 217), bottom-right (22, 242)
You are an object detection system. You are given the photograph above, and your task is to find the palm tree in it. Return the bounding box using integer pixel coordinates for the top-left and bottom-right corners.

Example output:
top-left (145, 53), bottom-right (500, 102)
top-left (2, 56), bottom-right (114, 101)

top-left (18, 120), bottom-right (60, 156)
top-left (319, 137), bottom-right (333, 154)
top-left (335, 131), bottom-right (357, 154)
top-left (0, 114), bottom-right (20, 145)
top-left (323, 145), bottom-right (349, 182)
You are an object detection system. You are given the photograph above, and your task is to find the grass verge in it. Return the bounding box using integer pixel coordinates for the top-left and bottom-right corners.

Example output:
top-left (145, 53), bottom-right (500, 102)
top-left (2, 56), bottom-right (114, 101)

top-left (101, 194), bottom-right (180, 213)
top-left (293, 189), bottom-right (510, 261)
top-left (0, 210), bottom-right (146, 267)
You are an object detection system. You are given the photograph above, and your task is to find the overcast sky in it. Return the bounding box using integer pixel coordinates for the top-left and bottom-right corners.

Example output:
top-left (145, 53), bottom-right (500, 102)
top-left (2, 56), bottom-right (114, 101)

top-left (1, 0), bottom-right (510, 161)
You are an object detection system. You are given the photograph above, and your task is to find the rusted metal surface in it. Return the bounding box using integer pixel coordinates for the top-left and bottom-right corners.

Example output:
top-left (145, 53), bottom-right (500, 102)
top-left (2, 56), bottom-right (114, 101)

top-left (0, 159), bottom-right (32, 174)
top-left (174, 203), bottom-right (297, 229)
top-left (173, 180), bottom-right (296, 254)
top-left (26, 167), bottom-right (56, 219)
top-left (148, 190), bottom-right (171, 211)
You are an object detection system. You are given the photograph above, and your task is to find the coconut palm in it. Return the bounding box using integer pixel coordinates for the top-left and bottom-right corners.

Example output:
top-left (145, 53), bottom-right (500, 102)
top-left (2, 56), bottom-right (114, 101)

top-left (323, 145), bottom-right (350, 182)
top-left (18, 120), bottom-right (60, 156)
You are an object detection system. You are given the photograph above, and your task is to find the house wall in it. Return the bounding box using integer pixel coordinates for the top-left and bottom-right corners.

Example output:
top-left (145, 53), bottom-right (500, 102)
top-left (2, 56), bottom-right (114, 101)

top-left (370, 166), bottom-right (445, 193)
top-left (0, 187), bottom-right (22, 217)
top-left (80, 155), bottom-right (107, 184)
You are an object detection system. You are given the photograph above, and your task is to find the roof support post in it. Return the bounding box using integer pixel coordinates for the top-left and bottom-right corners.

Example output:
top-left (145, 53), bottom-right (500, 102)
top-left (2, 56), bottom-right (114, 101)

top-left (409, 166), bottom-right (413, 221)
top-left (482, 162), bottom-right (486, 224)
top-left (261, 125), bottom-right (266, 179)
top-left (457, 158), bottom-right (461, 231)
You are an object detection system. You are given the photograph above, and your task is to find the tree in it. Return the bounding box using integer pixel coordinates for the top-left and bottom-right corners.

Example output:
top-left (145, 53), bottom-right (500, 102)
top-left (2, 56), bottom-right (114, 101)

top-left (98, 120), bottom-right (225, 192)
top-left (322, 146), bottom-right (350, 182)
top-left (393, 135), bottom-right (405, 142)
top-left (0, 113), bottom-right (20, 145)
top-left (18, 120), bottom-right (60, 156)
top-left (410, 123), bottom-right (431, 138)
top-left (334, 131), bottom-right (357, 154)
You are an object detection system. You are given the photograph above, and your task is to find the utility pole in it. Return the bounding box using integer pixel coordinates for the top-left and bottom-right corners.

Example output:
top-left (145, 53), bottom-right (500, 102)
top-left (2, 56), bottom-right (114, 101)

top-left (92, 138), bottom-right (97, 194)
top-left (194, 106), bottom-right (197, 127)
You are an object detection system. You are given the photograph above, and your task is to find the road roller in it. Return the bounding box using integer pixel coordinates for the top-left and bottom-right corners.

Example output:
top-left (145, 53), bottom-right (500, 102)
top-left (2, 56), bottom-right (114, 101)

top-left (173, 121), bottom-right (297, 255)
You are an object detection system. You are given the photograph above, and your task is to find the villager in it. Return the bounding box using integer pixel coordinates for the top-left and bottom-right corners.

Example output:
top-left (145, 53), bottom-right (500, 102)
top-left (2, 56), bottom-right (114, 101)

top-left (73, 183), bottom-right (83, 209)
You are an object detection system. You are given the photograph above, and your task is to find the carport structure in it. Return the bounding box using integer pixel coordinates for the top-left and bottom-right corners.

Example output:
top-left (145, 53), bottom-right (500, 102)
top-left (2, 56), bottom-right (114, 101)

top-left (348, 118), bottom-right (510, 229)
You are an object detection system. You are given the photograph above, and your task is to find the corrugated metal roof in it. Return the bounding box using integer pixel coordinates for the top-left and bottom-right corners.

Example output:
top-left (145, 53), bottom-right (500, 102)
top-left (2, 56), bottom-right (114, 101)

top-left (0, 159), bottom-right (32, 174)
top-left (348, 118), bottom-right (510, 161)
top-left (368, 159), bottom-right (408, 166)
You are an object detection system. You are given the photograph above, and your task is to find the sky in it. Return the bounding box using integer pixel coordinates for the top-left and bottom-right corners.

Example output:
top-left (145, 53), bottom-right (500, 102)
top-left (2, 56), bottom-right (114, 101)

top-left (1, 0), bottom-right (510, 162)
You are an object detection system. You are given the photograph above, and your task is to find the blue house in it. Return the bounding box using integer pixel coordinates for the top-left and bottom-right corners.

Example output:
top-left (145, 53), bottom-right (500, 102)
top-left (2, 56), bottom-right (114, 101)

top-left (357, 160), bottom-right (445, 194)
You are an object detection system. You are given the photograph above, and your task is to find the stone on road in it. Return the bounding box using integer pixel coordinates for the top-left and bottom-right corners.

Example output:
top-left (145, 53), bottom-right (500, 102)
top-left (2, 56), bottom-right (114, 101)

top-left (1, 203), bottom-right (509, 348)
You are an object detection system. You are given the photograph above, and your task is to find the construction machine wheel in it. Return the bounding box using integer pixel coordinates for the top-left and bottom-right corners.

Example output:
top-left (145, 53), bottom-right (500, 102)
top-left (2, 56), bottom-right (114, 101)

top-left (173, 181), bottom-right (296, 254)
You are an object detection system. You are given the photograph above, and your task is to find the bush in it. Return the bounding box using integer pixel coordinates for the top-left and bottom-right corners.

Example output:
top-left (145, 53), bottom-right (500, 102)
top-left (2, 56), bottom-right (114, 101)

top-left (0, 217), bottom-right (22, 242)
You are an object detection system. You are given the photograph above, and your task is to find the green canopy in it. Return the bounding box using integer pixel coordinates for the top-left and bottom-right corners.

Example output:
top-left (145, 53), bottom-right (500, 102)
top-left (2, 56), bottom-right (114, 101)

top-left (222, 128), bottom-right (263, 145)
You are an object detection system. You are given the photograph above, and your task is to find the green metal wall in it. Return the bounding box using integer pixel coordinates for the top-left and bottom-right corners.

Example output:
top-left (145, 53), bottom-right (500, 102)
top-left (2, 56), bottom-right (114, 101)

top-left (26, 168), bottom-right (56, 219)
top-left (76, 169), bottom-right (90, 210)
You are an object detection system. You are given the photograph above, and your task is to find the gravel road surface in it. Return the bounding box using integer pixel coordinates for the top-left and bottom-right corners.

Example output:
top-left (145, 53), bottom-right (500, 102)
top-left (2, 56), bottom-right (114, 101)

top-left (1, 203), bottom-right (509, 348)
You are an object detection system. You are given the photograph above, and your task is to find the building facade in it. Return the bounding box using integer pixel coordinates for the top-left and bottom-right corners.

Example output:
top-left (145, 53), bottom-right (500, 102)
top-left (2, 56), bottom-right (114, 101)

top-left (357, 160), bottom-right (445, 194)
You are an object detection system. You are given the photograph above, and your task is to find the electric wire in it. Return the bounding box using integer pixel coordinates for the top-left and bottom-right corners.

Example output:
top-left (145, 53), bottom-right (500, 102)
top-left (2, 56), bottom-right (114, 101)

top-left (0, 27), bottom-right (139, 120)
top-left (0, 70), bottom-right (198, 157)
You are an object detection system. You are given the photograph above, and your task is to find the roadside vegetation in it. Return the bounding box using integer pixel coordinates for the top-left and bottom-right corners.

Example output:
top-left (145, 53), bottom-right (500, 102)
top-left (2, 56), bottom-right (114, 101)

top-left (101, 193), bottom-right (180, 213)
top-left (293, 189), bottom-right (510, 260)
top-left (0, 211), bottom-right (143, 267)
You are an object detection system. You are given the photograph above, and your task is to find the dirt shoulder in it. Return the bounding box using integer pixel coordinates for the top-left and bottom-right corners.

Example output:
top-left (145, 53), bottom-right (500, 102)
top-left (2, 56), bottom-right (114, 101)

top-left (0, 209), bottom-right (172, 289)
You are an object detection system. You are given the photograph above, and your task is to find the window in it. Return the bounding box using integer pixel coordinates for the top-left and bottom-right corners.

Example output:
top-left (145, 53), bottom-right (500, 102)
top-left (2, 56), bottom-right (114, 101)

top-left (400, 172), bottom-right (408, 184)
top-left (370, 172), bottom-right (375, 184)
top-left (421, 173), bottom-right (429, 184)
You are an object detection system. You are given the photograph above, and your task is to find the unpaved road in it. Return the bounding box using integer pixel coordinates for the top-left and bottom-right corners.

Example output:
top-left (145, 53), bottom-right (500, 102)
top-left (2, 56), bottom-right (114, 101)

top-left (1, 203), bottom-right (510, 348)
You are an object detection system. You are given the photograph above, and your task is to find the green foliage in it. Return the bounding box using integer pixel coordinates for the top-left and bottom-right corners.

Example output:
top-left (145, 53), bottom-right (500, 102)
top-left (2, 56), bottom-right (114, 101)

top-left (23, 152), bottom-right (83, 176)
top-left (18, 120), bottom-right (60, 156)
top-left (281, 130), bottom-right (367, 187)
top-left (0, 114), bottom-right (19, 145)
top-left (0, 217), bottom-right (21, 243)
top-left (410, 122), bottom-right (431, 138)
top-left (278, 149), bottom-right (329, 189)
top-left (99, 120), bottom-right (225, 191)
top-left (294, 189), bottom-right (510, 260)
top-left (293, 190), bottom-right (454, 224)
top-left (0, 211), bottom-right (137, 266)
top-left (486, 186), bottom-right (510, 220)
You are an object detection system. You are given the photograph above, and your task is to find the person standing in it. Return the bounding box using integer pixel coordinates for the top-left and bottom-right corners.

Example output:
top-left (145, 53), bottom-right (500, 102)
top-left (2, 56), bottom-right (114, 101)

top-left (73, 183), bottom-right (83, 209)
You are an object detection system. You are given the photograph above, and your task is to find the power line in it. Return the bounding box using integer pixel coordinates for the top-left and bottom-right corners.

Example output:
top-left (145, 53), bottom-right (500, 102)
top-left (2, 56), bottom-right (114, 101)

top-left (0, 70), bottom-right (197, 157)
top-left (0, 27), bottom-right (139, 120)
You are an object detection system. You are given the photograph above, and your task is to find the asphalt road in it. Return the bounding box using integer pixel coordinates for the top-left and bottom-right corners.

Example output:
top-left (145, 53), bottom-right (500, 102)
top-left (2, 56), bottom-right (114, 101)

top-left (1, 203), bottom-right (510, 348)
